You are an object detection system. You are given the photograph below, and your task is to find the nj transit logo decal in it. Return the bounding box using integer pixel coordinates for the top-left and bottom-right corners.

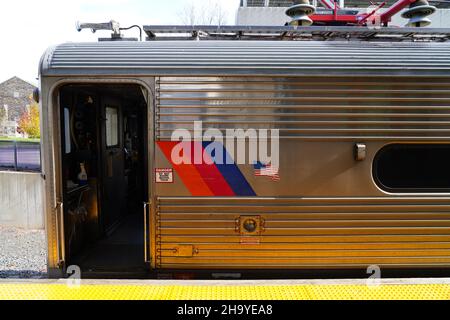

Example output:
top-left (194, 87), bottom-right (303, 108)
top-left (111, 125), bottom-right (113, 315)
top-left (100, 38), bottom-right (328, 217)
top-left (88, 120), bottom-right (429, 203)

top-left (157, 121), bottom-right (280, 196)
top-left (158, 141), bottom-right (256, 196)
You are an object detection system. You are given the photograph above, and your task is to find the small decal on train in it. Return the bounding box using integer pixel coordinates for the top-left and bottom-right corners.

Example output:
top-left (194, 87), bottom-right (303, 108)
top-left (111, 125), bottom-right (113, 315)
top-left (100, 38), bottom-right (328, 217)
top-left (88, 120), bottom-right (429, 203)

top-left (155, 168), bottom-right (174, 183)
top-left (253, 162), bottom-right (280, 182)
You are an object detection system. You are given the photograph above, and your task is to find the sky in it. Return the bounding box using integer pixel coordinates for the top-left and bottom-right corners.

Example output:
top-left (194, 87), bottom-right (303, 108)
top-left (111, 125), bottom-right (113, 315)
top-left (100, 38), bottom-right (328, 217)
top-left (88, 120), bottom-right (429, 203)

top-left (0, 0), bottom-right (240, 85)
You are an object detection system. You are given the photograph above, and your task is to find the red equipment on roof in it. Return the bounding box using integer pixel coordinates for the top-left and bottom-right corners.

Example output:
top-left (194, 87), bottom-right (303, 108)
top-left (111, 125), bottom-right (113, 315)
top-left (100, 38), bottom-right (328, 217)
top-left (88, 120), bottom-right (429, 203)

top-left (287, 0), bottom-right (436, 27)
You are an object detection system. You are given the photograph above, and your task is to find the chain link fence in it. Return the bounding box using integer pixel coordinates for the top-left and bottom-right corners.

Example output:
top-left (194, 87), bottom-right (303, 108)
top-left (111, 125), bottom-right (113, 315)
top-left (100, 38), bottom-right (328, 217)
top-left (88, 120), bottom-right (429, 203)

top-left (0, 140), bottom-right (41, 172)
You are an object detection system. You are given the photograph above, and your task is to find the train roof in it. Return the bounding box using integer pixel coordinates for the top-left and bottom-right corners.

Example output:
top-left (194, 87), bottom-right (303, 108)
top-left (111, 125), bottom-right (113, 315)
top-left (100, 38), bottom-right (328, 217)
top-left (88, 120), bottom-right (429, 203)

top-left (40, 26), bottom-right (450, 78)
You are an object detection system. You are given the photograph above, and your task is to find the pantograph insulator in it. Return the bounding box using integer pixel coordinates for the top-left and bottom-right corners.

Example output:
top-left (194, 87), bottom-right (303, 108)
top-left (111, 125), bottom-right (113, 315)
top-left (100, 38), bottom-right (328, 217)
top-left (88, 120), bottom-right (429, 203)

top-left (286, 0), bottom-right (316, 27)
top-left (401, 0), bottom-right (436, 28)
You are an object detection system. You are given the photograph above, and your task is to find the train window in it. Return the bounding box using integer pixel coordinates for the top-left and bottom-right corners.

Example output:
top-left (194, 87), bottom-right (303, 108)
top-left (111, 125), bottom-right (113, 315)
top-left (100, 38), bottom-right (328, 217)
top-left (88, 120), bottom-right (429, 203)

top-left (373, 144), bottom-right (450, 193)
top-left (64, 108), bottom-right (71, 154)
top-left (105, 106), bottom-right (119, 147)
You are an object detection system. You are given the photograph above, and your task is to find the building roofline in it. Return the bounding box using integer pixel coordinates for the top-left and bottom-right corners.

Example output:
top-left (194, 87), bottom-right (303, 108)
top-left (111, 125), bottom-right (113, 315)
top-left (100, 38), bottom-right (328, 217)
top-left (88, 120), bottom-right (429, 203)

top-left (0, 76), bottom-right (37, 89)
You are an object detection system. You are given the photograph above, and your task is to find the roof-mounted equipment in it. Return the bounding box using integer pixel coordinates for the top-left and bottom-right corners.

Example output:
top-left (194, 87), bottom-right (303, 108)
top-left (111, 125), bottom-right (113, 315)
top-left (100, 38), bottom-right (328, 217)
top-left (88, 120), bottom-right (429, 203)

top-left (286, 0), bottom-right (316, 27)
top-left (285, 0), bottom-right (437, 28)
top-left (143, 25), bottom-right (450, 42)
top-left (76, 20), bottom-right (141, 41)
top-left (402, 0), bottom-right (436, 27)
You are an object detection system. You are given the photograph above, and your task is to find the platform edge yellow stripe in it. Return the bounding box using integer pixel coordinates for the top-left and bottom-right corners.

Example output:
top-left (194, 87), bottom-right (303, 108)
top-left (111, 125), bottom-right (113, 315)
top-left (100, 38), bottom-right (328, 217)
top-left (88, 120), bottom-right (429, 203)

top-left (0, 284), bottom-right (449, 300)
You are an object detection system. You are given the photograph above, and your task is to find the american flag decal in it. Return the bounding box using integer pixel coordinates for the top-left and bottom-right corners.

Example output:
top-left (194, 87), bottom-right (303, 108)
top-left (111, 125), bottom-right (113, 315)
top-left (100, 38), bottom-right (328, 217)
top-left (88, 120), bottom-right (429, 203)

top-left (253, 162), bottom-right (280, 181)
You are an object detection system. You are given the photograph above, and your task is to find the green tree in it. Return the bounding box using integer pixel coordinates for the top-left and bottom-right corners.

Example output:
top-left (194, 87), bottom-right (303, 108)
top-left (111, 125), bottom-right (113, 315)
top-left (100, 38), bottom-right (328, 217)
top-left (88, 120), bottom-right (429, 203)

top-left (18, 98), bottom-right (40, 139)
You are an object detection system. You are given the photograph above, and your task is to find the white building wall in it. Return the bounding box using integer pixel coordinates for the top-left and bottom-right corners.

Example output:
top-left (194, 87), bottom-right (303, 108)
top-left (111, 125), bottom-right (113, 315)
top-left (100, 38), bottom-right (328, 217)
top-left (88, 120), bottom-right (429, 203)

top-left (236, 6), bottom-right (450, 28)
top-left (0, 172), bottom-right (44, 229)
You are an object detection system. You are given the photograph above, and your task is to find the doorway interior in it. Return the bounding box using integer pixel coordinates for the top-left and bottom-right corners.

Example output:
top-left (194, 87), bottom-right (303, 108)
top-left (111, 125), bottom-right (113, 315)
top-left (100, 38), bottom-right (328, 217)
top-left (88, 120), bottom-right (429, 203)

top-left (58, 84), bottom-right (149, 277)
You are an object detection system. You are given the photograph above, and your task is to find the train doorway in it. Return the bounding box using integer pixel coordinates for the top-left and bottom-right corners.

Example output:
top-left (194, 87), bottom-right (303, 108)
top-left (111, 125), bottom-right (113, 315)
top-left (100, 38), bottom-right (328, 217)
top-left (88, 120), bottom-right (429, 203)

top-left (57, 84), bottom-right (149, 277)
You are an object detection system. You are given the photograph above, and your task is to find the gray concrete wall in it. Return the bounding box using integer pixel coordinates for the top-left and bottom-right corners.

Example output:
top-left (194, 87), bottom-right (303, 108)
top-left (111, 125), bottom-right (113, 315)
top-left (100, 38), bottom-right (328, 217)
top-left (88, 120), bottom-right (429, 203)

top-left (0, 171), bottom-right (44, 229)
top-left (237, 7), bottom-right (450, 28)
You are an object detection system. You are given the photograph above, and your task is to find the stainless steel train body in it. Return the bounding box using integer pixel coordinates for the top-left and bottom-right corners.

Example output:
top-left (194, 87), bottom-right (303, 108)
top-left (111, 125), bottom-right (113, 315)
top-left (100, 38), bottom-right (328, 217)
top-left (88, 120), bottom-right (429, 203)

top-left (39, 35), bottom-right (450, 277)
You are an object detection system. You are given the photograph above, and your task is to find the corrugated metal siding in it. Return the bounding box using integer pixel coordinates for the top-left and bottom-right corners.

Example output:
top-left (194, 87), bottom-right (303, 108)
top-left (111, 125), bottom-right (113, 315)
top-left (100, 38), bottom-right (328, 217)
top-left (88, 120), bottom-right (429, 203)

top-left (155, 76), bottom-right (450, 270)
top-left (156, 77), bottom-right (450, 269)
top-left (156, 197), bottom-right (450, 269)
top-left (42, 41), bottom-right (450, 77)
top-left (157, 76), bottom-right (450, 140)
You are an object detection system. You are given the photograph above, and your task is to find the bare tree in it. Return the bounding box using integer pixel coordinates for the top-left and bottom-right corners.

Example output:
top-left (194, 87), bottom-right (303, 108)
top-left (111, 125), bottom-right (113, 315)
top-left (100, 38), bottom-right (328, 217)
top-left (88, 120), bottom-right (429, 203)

top-left (178, 0), bottom-right (228, 26)
top-left (179, 1), bottom-right (198, 26)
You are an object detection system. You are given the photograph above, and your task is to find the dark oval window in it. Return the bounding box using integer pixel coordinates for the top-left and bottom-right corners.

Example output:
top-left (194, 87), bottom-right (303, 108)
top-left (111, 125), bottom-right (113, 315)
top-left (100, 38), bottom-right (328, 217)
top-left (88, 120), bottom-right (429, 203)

top-left (373, 144), bottom-right (450, 193)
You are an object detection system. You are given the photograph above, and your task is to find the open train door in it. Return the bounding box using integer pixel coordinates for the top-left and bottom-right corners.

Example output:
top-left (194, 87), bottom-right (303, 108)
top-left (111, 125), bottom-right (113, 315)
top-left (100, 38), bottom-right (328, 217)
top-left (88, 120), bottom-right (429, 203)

top-left (96, 88), bottom-right (151, 271)
top-left (54, 84), bottom-right (151, 276)
top-left (100, 98), bottom-right (126, 232)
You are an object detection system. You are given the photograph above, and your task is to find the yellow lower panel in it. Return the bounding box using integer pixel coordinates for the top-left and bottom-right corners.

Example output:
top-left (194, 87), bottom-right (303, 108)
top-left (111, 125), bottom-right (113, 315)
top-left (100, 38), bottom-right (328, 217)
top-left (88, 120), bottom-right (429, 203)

top-left (0, 283), bottom-right (449, 300)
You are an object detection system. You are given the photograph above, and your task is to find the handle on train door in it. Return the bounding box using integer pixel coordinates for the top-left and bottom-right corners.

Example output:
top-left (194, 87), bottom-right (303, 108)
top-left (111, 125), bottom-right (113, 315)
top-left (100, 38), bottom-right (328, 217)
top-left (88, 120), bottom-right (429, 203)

top-left (55, 201), bottom-right (66, 267)
top-left (143, 201), bottom-right (150, 263)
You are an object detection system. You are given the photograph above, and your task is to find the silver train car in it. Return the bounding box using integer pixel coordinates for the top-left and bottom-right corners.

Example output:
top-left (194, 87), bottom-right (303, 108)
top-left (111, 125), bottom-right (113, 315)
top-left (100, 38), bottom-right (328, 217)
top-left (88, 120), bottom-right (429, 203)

top-left (39, 26), bottom-right (450, 278)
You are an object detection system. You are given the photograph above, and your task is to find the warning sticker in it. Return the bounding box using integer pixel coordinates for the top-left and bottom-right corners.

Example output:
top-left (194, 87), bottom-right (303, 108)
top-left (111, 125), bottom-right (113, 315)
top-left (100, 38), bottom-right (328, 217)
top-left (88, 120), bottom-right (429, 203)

top-left (155, 168), bottom-right (174, 183)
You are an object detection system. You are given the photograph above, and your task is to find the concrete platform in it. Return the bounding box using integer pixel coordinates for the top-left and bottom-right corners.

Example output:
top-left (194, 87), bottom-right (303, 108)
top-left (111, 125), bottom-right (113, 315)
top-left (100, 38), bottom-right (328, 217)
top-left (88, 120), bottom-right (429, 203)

top-left (0, 278), bottom-right (449, 300)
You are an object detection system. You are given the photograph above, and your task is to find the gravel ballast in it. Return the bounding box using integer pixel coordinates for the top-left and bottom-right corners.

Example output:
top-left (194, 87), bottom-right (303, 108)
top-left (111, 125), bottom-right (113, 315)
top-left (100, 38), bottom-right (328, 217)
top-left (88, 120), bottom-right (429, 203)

top-left (0, 227), bottom-right (47, 278)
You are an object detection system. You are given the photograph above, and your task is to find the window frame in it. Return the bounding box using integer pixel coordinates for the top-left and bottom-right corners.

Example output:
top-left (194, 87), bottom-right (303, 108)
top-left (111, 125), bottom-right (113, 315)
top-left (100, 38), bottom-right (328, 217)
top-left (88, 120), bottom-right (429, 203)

top-left (373, 143), bottom-right (450, 194)
top-left (105, 105), bottom-right (120, 148)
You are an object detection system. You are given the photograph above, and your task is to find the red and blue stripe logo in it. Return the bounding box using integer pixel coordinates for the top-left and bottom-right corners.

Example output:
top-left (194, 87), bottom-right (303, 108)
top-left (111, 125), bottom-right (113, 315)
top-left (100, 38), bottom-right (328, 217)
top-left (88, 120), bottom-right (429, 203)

top-left (158, 141), bottom-right (256, 197)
